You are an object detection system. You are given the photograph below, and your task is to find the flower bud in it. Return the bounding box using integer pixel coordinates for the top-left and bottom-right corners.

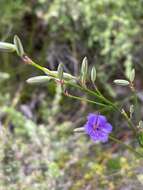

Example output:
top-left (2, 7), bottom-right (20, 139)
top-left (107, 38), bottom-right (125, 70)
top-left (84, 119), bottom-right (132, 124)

top-left (91, 66), bottom-right (96, 83)
top-left (80, 57), bottom-right (88, 83)
top-left (129, 69), bottom-right (135, 82)
top-left (0, 42), bottom-right (16, 52)
top-left (81, 57), bottom-right (88, 74)
top-left (14, 35), bottom-right (25, 57)
top-left (26, 76), bottom-right (53, 84)
top-left (73, 127), bottom-right (85, 133)
top-left (57, 63), bottom-right (64, 81)
top-left (129, 105), bottom-right (134, 118)
top-left (114, 79), bottom-right (129, 86)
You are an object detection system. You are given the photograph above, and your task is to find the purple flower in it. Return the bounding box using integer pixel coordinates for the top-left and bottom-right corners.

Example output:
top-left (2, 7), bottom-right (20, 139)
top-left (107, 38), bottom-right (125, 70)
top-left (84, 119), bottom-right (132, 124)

top-left (84, 113), bottom-right (112, 143)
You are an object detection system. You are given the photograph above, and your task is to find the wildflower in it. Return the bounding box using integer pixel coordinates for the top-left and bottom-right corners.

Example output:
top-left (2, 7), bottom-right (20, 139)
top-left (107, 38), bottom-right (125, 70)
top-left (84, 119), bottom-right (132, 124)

top-left (84, 113), bottom-right (112, 143)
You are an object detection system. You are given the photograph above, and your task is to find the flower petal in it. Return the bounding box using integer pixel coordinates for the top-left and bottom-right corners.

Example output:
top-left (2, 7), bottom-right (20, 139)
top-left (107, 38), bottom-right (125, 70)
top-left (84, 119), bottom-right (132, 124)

top-left (102, 123), bottom-right (112, 133)
top-left (87, 113), bottom-right (98, 125)
top-left (84, 124), bottom-right (93, 135)
top-left (98, 115), bottom-right (107, 126)
top-left (90, 131), bottom-right (109, 143)
top-left (90, 134), bottom-right (99, 142)
top-left (99, 134), bottom-right (109, 143)
top-left (97, 131), bottom-right (109, 142)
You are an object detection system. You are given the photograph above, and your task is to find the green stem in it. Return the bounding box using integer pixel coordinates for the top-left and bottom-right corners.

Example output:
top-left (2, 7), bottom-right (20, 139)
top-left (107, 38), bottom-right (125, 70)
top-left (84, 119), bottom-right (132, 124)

top-left (109, 135), bottom-right (143, 158)
top-left (121, 110), bottom-right (137, 135)
top-left (30, 61), bottom-right (57, 77)
top-left (64, 93), bottom-right (111, 107)
top-left (24, 57), bottom-right (76, 80)
top-left (132, 88), bottom-right (139, 122)
top-left (68, 82), bottom-right (118, 110)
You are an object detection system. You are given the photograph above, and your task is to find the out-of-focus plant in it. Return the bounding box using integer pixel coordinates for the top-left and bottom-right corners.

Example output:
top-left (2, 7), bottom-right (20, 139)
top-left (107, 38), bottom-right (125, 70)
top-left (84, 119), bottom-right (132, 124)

top-left (34, 0), bottom-right (143, 99)
top-left (40, 0), bottom-right (141, 62)
top-left (0, 0), bottom-right (25, 24)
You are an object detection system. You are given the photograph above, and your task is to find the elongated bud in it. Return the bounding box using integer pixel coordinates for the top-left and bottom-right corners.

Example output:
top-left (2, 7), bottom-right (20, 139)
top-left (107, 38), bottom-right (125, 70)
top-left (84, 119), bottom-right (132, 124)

top-left (14, 35), bottom-right (25, 57)
top-left (81, 57), bottom-right (88, 74)
top-left (114, 79), bottom-right (129, 86)
top-left (91, 66), bottom-right (96, 83)
top-left (26, 76), bottom-right (53, 84)
top-left (80, 57), bottom-right (88, 83)
top-left (57, 63), bottom-right (64, 81)
top-left (129, 105), bottom-right (134, 119)
top-left (73, 127), bottom-right (85, 133)
top-left (0, 42), bottom-right (16, 52)
top-left (129, 69), bottom-right (135, 82)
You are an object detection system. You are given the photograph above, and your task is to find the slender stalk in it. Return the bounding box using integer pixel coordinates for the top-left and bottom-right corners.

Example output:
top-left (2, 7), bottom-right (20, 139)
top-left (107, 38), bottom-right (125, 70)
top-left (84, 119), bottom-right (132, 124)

top-left (121, 109), bottom-right (137, 135)
top-left (93, 84), bottom-right (103, 96)
top-left (132, 88), bottom-right (139, 122)
top-left (68, 82), bottom-right (118, 110)
top-left (64, 92), bottom-right (111, 107)
top-left (109, 135), bottom-right (143, 158)
top-left (86, 85), bottom-right (120, 111)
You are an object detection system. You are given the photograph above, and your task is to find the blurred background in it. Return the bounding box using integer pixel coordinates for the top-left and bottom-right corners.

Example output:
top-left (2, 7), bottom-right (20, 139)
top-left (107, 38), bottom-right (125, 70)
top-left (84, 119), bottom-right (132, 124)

top-left (0, 0), bottom-right (143, 189)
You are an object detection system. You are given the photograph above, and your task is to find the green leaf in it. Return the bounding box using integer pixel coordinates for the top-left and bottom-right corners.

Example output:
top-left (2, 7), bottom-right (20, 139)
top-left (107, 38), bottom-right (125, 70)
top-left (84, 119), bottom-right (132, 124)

top-left (14, 35), bottom-right (25, 57)
top-left (114, 79), bottom-right (129, 86)
top-left (57, 63), bottom-right (64, 81)
top-left (0, 42), bottom-right (16, 52)
top-left (81, 57), bottom-right (88, 74)
top-left (138, 132), bottom-right (143, 147)
top-left (129, 104), bottom-right (134, 118)
top-left (80, 57), bottom-right (88, 82)
top-left (91, 66), bottom-right (96, 83)
top-left (129, 69), bottom-right (135, 82)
